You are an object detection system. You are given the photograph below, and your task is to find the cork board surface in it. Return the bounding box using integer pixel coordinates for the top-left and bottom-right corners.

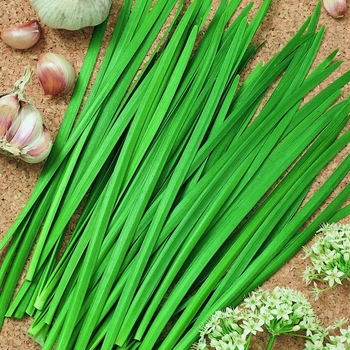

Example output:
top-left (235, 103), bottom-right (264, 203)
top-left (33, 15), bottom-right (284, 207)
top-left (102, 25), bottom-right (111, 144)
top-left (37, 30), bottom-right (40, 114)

top-left (0, 0), bottom-right (349, 349)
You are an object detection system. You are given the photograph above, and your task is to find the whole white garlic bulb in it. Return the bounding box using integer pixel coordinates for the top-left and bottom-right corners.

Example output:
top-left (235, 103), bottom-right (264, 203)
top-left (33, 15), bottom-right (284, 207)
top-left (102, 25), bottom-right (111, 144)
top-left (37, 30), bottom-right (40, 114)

top-left (0, 68), bottom-right (52, 164)
top-left (29, 0), bottom-right (114, 30)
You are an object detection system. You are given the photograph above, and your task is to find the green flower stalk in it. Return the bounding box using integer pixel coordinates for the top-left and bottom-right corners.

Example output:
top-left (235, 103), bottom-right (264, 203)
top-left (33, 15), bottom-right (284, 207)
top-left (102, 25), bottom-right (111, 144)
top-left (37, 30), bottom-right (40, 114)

top-left (303, 223), bottom-right (350, 296)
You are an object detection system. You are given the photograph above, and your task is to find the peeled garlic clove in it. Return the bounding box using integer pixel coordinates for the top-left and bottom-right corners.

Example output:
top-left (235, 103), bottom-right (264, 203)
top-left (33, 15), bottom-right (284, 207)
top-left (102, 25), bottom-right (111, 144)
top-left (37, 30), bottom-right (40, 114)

top-left (21, 126), bottom-right (52, 163)
top-left (37, 52), bottom-right (76, 96)
top-left (323, 0), bottom-right (347, 18)
top-left (0, 94), bottom-right (20, 137)
top-left (29, 0), bottom-right (113, 30)
top-left (1, 20), bottom-right (42, 50)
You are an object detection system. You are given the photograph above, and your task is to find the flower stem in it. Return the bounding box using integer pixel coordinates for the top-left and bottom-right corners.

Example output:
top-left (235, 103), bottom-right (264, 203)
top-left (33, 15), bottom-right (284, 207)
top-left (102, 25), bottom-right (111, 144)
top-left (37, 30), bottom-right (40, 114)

top-left (266, 334), bottom-right (276, 350)
top-left (245, 334), bottom-right (252, 349)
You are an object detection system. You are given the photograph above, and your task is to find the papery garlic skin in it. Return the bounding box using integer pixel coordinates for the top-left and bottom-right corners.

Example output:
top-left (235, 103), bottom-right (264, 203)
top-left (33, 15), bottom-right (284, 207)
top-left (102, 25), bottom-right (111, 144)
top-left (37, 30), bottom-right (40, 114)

top-left (0, 94), bottom-right (20, 137)
top-left (323, 0), bottom-right (347, 18)
top-left (29, 0), bottom-right (113, 30)
top-left (1, 20), bottom-right (42, 50)
top-left (37, 52), bottom-right (76, 96)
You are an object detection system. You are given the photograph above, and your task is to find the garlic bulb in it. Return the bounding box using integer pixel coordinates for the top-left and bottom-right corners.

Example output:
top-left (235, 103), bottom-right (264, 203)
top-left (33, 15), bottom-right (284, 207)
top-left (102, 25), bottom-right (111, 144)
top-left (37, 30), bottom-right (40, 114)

top-left (29, 0), bottom-right (114, 30)
top-left (0, 94), bottom-right (20, 137)
top-left (0, 68), bottom-right (52, 164)
top-left (37, 52), bottom-right (76, 96)
top-left (0, 20), bottom-right (42, 50)
top-left (323, 0), bottom-right (347, 18)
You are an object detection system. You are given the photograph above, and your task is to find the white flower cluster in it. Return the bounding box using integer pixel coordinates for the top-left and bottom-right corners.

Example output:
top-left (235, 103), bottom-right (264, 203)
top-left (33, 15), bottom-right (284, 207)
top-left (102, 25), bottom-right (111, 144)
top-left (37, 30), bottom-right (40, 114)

top-left (247, 286), bottom-right (323, 337)
top-left (192, 305), bottom-right (261, 350)
top-left (192, 287), bottom-right (323, 350)
top-left (303, 223), bottom-right (350, 295)
top-left (305, 321), bottom-right (350, 350)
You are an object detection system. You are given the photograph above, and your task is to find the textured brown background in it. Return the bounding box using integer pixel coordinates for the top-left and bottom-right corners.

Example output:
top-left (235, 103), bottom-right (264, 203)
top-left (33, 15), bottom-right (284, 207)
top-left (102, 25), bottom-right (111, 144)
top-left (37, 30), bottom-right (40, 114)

top-left (0, 0), bottom-right (349, 349)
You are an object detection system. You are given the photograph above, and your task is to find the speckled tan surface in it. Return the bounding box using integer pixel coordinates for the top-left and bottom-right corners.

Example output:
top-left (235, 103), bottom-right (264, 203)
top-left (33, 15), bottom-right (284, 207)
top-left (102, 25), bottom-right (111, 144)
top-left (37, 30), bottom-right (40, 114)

top-left (0, 0), bottom-right (349, 349)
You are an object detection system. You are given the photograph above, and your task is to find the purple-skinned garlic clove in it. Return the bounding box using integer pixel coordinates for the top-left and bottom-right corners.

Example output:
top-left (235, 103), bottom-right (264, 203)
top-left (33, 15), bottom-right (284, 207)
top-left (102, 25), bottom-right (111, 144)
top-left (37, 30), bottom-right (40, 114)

top-left (323, 0), bottom-right (347, 18)
top-left (37, 52), bottom-right (76, 96)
